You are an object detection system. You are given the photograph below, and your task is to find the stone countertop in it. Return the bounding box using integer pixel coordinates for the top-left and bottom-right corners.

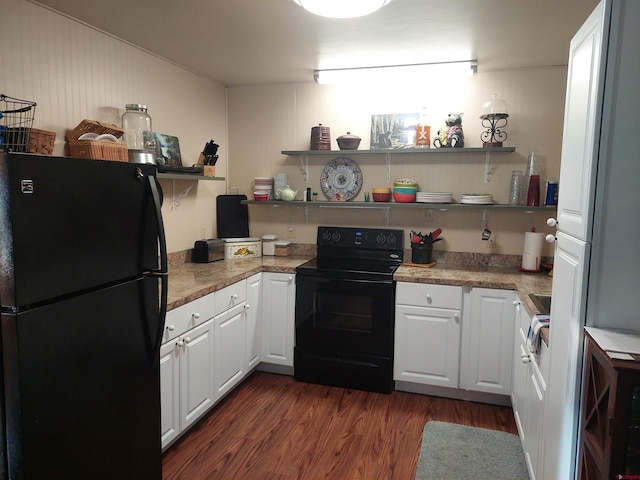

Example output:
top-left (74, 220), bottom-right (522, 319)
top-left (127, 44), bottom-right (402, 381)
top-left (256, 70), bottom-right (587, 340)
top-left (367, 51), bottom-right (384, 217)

top-left (167, 255), bottom-right (310, 311)
top-left (167, 256), bottom-right (552, 344)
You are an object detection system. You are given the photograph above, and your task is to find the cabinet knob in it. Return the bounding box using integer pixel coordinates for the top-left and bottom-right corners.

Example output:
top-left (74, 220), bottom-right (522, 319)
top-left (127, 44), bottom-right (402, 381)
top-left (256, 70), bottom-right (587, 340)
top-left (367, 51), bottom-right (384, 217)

top-left (521, 352), bottom-right (531, 363)
top-left (453, 313), bottom-right (460, 323)
top-left (545, 234), bottom-right (556, 243)
top-left (176, 340), bottom-right (184, 347)
top-left (192, 313), bottom-right (200, 320)
top-left (232, 294), bottom-right (239, 300)
top-left (425, 294), bottom-right (432, 303)
top-left (288, 276), bottom-right (293, 282)
top-left (166, 324), bottom-right (175, 331)
top-left (546, 218), bottom-right (558, 227)
top-left (245, 304), bottom-right (251, 310)
top-left (512, 301), bottom-right (519, 306)
top-left (183, 337), bottom-right (191, 344)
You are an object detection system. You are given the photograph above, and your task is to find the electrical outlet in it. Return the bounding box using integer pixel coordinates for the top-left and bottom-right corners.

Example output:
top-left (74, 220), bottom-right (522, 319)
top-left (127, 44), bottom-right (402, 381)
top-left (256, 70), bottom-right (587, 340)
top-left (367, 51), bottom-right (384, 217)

top-left (486, 232), bottom-right (497, 250)
top-left (424, 208), bottom-right (434, 224)
top-left (287, 224), bottom-right (296, 238)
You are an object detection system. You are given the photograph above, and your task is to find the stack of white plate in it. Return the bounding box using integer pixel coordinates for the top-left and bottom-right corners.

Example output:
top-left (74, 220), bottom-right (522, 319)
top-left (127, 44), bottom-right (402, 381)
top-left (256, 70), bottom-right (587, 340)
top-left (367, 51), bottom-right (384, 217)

top-left (254, 177), bottom-right (274, 199)
top-left (273, 173), bottom-right (289, 200)
top-left (416, 192), bottom-right (453, 203)
top-left (460, 193), bottom-right (494, 204)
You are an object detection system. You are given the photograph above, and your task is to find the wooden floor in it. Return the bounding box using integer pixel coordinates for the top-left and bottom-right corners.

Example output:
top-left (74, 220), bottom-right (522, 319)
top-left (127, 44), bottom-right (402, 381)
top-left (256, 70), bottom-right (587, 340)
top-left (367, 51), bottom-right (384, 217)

top-left (162, 372), bottom-right (518, 480)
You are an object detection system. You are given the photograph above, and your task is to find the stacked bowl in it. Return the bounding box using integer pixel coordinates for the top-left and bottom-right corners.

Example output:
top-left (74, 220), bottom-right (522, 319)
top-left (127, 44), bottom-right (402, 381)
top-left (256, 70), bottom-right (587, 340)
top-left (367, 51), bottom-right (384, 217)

top-left (372, 187), bottom-right (392, 202)
top-left (254, 177), bottom-right (273, 201)
top-left (393, 178), bottom-right (418, 203)
top-left (273, 173), bottom-right (289, 199)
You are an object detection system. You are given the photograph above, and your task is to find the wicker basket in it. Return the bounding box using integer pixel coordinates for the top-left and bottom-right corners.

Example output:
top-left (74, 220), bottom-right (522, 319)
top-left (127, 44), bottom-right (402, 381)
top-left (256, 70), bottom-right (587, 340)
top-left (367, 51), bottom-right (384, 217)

top-left (66, 119), bottom-right (127, 162)
top-left (27, 128), bottom-right (56, 155)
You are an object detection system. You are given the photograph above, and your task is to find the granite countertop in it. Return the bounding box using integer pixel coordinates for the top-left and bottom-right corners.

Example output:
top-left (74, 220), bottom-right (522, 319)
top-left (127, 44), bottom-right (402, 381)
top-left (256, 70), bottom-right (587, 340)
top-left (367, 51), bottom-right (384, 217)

top-left (167, 255), bottom-right (553, 344)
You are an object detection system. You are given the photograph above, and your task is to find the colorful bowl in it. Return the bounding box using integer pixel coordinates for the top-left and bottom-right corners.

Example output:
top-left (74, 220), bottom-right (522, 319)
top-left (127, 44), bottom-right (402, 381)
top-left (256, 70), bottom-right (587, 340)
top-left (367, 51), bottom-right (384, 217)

top-left (372, 192), bottom-right (392, 202)
top-left (253, 193), bottom-right (269, 201)
top-left (393, 192), bottom-right (417, 203)
top-left (393, 186), bottom-right (418, 195)
top-left (372, 187), bottom-right (391, 194)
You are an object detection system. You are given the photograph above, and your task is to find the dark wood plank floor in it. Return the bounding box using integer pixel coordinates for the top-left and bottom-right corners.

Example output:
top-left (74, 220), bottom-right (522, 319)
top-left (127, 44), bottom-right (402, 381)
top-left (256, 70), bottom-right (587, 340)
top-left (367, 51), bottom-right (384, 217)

top-left (162, 372), bottom-right (518, 480)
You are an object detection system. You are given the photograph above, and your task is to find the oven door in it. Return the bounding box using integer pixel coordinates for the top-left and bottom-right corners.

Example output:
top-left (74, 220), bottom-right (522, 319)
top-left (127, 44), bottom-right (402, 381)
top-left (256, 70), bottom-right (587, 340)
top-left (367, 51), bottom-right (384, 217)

top-left (295, 272), bottom-right (395, 356)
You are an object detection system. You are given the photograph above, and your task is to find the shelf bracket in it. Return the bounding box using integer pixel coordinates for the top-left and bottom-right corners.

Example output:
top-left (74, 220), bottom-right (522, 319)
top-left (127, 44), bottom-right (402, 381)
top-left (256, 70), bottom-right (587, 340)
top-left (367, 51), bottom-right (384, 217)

top-left (171, 180), bottom-right (195, 210)
top-left (484, 151), bottom-right (495, 183)
top-left (300, 154), bottom-right (309, 183)
top-left (385, 152), bottom-right (392, 183)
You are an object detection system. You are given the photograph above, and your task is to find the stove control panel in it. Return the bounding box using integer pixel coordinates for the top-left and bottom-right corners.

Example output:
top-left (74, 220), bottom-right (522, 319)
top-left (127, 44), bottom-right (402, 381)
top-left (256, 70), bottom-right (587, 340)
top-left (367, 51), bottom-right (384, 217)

top-left (317, 226), bottom-right (404, 249)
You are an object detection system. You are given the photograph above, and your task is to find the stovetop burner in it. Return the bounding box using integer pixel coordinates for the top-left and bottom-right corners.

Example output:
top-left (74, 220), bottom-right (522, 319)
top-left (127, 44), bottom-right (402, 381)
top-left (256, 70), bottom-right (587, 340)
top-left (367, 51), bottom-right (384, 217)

top-left (296, 226), bottom-right (404, 280)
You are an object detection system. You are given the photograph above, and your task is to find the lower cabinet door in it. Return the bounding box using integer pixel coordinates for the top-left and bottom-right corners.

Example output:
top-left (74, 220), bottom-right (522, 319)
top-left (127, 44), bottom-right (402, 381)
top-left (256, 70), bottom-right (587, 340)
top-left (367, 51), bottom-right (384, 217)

top-left (214, 303), bottom-right (246, 398)
top-left (180, 319), bottom-right (216, 431)
top-left (460, 288), bottom-right (515, 395)
top-left (246, 273), bottom-right (262, 371)
top-left (394, 304), bottom-right (461, 388)
top-left (160, 341), bottom-right (180, 449)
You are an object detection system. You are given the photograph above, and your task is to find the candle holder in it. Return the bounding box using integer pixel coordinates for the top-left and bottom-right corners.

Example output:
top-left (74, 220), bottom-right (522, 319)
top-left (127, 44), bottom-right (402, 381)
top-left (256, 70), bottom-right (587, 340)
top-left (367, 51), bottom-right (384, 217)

top-left (480, 113), bottom-right (509, 148)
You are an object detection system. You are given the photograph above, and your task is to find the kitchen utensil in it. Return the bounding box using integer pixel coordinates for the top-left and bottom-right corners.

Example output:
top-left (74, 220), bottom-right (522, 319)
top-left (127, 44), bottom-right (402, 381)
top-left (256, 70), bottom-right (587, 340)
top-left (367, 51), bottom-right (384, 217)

top-left (275, 185), bottom-right (298, 201)
top-left (336, 132), bottom-right (361, 150)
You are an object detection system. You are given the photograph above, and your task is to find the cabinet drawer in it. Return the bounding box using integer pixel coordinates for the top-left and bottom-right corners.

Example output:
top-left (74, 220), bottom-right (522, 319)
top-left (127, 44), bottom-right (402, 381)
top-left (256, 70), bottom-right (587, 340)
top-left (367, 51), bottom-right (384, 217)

top-left (164, 292), bottom-right (216, 343)
top-left (214, 279), bottom-right (247, 316)
top-left (396, 282), bottom-right (462, 309)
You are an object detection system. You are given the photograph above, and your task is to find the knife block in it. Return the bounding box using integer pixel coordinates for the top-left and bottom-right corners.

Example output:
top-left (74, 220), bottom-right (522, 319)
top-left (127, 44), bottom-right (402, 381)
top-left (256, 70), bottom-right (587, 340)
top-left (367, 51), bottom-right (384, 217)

top-left (197, 153), bottom-right (216, 176)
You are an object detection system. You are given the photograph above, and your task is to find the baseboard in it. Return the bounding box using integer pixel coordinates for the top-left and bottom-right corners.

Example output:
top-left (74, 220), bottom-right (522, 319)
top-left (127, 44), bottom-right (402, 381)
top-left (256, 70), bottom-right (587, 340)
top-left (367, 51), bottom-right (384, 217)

top-left (395, 381), bottom-right (512, 407)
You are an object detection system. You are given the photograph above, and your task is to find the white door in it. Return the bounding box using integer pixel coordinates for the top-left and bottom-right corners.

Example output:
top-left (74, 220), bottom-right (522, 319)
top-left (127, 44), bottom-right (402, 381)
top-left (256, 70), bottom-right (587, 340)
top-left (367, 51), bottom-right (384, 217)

top-left (556, 1), bottom-right (605, 241)
top-left (180, 319), bottom-right (216, 431)
top-left (214, 303), bottom-right (246, 398)
top-left (245, 273), bottom-right (262, 371)
top-left (394, 304), bottom-right (461, 388)
top-left (460, 288), bottom-right (515, 395)
top-left (159, 341), bottom-right (180, 449)
top-left (261, 273), bottom-right (295, 367)
top-left (543, 232), bottom-right (590, 480)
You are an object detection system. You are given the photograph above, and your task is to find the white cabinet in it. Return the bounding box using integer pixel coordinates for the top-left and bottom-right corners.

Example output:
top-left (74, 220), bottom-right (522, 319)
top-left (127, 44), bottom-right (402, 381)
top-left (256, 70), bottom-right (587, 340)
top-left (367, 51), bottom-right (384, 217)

top-left (213, 279), bottom-right (248, 398)
top-left (512, 296), bottom-right (550, 480)
top-left (160, 316), bottom-right (216, 450)
top-left (160, 293), bottom-right (216, 450)
top-left (214, 303), bottom-right (246, 398)
top-left (261, 272), bottom-right (296, 368)
top-left (245, 273), bottom-right (262, 371)
top-left (460, 288), bottom-right (515, 395)
top-left (394, 283), bottom-right (462, 388)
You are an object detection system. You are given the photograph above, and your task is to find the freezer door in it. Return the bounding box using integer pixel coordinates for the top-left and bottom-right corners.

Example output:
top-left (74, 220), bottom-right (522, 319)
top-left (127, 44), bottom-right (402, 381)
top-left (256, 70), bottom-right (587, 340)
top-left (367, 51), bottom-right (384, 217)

top-left (0, 153), bottom-right (164, 308)
top-left (1, 277), bottom-right (163, 479)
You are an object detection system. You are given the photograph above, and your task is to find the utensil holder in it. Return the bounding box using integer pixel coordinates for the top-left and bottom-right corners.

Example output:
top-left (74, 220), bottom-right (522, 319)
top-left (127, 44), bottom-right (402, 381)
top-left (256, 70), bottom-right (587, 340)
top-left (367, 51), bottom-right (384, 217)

top-left (411, 243), bottom-right (433, 264)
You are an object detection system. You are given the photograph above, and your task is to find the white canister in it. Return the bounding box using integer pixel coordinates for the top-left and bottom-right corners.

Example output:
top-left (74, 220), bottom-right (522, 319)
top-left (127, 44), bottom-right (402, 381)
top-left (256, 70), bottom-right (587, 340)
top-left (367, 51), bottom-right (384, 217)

top-left (262, 235), bottom-right (278, 255)
top-left (224, 238), bottom-right (262, 259)
top-left (521, 231), bottom-right (544, 271)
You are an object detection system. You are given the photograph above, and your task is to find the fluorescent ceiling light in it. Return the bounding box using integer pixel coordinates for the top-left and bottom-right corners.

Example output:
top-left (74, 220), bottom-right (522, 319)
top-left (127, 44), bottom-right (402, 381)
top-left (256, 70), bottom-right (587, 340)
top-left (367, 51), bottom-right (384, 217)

top-left (294, 0), bottom-right (393, 19)
top-left (314, 61), bottom-right (478, 84)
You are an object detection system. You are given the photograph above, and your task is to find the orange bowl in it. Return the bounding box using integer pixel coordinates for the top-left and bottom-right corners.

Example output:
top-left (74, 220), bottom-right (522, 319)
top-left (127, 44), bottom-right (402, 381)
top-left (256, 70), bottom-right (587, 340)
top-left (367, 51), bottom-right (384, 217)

top-left (392, 192), bottom-right (416, 203)
top-left (372, 192), bottom-right (391, 202)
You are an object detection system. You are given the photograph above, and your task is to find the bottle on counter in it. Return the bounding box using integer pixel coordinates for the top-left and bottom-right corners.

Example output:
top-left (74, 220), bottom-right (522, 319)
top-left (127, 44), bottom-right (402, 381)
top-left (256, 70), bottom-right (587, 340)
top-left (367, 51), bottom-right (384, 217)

top-left (415, 107), bottom-right (431, 148)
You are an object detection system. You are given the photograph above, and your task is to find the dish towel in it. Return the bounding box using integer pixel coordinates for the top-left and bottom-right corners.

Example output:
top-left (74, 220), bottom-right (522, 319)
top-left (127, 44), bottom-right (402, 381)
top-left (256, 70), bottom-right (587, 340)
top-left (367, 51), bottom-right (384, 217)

top-left (526, 314), bottom-right (550, 353)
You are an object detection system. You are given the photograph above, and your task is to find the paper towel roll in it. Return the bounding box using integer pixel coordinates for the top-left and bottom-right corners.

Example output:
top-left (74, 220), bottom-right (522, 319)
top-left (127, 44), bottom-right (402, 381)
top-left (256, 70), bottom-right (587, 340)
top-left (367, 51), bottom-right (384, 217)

top-left (522, 232), bottom-right (544, 271)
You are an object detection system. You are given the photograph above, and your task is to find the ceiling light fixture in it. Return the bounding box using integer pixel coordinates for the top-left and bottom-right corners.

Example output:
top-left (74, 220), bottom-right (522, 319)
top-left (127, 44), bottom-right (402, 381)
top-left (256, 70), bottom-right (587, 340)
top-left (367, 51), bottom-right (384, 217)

top-left (313, 60), bottom-right (478, 84)
top-left (293, 0), bottom-right (394, 19)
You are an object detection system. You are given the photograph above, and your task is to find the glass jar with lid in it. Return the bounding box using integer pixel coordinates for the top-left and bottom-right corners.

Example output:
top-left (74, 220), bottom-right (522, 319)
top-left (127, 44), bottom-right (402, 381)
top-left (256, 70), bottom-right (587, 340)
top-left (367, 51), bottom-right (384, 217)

top-left (121, 104), bottom-right (152, 150)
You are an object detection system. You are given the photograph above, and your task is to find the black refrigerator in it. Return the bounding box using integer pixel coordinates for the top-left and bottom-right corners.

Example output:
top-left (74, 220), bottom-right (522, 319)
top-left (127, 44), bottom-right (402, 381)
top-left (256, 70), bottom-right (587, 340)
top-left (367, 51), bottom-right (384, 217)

top-left (0, 152), bottom-right (168, 479)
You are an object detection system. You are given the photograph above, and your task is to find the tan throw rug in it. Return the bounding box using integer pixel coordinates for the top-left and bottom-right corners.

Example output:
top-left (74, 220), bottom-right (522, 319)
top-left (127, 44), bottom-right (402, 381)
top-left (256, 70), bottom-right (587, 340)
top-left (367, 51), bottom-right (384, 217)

top-left (415, 421), bottom-right (529, 480)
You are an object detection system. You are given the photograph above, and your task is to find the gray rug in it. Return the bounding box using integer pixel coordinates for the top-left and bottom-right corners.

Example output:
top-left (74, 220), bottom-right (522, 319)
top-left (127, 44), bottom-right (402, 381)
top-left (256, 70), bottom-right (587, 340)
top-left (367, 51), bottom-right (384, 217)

top-left (415, 421), bottom-right (529, 480)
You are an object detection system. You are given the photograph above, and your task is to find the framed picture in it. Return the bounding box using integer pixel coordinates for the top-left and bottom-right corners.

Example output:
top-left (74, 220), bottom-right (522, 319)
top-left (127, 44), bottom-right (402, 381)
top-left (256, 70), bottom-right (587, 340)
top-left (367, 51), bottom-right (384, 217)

top-left (144, 132), bottom-right (182, 166)
top-left (370, 113), bottom-right (420, 149)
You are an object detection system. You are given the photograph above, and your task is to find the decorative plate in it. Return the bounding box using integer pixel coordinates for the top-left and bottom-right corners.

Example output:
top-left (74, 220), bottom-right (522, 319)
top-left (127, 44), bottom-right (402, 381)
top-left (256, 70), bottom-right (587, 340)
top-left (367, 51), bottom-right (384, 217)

top-left (320, 158), bottom-right (363, 201)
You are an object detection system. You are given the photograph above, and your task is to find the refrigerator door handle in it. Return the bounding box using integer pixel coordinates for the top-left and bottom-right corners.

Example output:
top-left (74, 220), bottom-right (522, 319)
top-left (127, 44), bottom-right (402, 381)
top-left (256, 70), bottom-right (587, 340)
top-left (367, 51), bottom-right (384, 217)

top-left (147, 174), bottom-right (168, 365)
